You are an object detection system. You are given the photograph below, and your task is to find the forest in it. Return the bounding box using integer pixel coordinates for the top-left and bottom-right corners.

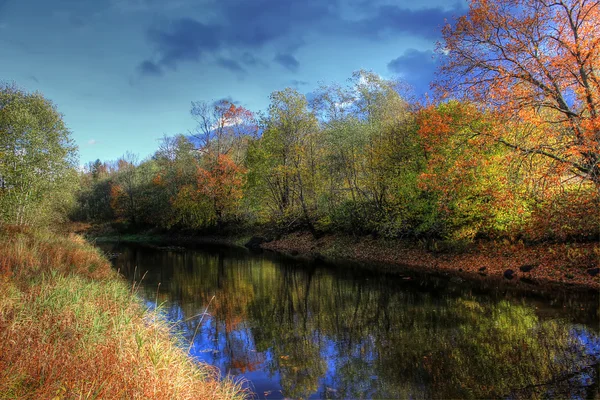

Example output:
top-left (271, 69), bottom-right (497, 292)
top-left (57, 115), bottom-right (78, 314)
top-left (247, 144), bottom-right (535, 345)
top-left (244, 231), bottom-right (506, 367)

top-left (69, 69), bottom-right (598, 246)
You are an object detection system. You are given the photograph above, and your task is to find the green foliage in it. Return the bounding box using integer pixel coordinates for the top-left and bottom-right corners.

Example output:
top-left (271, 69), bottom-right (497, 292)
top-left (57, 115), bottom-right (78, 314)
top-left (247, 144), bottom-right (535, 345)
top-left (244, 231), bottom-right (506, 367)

top-left (0, 83), bottom-right (78, 226)
top-left (307, 71), bottom-right (430, 238)
top-left (73, 177), bottom-right (114, 222)
top-left (249, 88), bottom-right (319, 216)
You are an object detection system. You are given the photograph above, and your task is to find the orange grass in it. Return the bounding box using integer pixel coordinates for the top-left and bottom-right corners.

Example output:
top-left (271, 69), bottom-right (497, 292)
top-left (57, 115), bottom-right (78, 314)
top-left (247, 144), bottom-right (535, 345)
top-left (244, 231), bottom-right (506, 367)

top-left (0, 226), bottom-right (247, 399)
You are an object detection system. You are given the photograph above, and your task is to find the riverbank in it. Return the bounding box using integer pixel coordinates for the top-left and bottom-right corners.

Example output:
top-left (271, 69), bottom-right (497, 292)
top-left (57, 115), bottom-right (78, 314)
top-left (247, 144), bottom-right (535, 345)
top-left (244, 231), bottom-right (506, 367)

top-left (0, 226), bottom-right (246, 399)
top-left (80, 221), bottom-right (599, 293)
top-left (261, 232), bottom-right (600, 292)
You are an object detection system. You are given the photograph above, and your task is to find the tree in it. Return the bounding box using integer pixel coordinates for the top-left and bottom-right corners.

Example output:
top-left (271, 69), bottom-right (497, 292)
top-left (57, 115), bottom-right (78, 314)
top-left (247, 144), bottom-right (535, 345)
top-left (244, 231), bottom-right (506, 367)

top-left (0, 83), bottom-right (78, 226)
top-left (110, 152), bottom-right (143, 225)
top-left (151, 135), bottom-right (199, 228)
top-left (439, 0), bottom-right (600, 187)
top-left (88, 159), bottom-right (107, 181)
top-left (311, 71), bottom-right (425, 237)
top-left (418, 101), bottom-right (533, 240)
top-left (190, 99), bottom-right (257, 163)
top-left (73, 165), bottom-right (114, 222)
top-left (248, 88), bottom-right (320, 233)
top-left (196, 154), bottom-right (246, 229)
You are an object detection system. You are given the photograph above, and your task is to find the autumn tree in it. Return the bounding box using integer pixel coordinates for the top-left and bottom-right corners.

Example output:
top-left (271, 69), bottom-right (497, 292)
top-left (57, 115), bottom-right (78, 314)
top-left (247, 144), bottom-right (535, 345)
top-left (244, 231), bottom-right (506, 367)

top-left (439, 0), bottom-right (600, 188)
top-left (417, 101), bottom-right (537, 240)
top-left (190, 99), bottom-right (257, 163)
top-left (189, 100), bottom-right (256, 230)
top-left (196, 154), bottom-right (246, 229)
top-left (151, 135), bottom-right (199, 228)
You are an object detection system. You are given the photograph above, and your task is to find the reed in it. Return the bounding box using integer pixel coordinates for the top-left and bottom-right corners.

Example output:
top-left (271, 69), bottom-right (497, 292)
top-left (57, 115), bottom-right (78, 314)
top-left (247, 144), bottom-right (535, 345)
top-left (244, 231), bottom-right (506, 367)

top-left (0, 225), bottom-right (247, 399)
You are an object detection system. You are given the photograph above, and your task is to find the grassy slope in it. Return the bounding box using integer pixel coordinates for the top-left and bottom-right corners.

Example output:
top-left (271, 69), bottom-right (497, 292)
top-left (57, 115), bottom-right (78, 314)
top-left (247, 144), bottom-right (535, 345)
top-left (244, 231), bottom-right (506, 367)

top-left (0, 226), bottom-right (246, 399)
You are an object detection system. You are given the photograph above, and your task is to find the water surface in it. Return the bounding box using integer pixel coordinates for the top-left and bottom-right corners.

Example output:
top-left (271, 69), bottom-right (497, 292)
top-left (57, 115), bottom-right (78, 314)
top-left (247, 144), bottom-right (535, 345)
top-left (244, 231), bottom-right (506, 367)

top-left (100, 242), bottom-right (600, 399)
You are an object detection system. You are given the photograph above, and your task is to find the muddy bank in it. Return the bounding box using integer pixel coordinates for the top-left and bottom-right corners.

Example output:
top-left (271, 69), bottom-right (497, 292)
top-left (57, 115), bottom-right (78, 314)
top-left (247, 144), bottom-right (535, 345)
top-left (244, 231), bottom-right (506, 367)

top-left (260, 232), bottom-right (600, 293)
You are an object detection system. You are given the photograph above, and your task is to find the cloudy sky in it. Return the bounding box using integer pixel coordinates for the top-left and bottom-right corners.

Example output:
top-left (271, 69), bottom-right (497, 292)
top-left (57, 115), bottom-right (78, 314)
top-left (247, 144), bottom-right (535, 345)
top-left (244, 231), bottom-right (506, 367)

top-left (0, 0), bottom-right (466, 164)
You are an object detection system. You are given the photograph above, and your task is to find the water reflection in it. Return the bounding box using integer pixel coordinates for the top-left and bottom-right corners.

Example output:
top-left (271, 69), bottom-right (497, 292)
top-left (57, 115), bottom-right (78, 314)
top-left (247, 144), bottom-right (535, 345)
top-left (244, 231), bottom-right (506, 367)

top-left (101, 243), bottom-right (600, 399)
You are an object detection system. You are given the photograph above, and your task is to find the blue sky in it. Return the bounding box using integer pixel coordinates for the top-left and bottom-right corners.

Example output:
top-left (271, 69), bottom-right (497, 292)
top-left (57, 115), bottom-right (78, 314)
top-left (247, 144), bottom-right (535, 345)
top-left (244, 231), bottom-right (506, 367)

top-left (0, 0), bottom-right (466, 165)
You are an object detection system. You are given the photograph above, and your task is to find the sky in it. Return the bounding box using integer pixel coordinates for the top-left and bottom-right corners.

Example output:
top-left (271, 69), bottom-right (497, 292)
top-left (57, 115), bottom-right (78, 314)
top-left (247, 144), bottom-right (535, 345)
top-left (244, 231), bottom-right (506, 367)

top-left (0, 0), bottom-right (467, 165)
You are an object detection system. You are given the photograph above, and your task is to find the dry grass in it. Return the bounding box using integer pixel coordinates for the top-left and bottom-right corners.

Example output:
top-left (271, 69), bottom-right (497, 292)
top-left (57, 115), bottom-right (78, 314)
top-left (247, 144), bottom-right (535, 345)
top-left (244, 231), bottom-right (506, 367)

top-left (0, 225), bottom-right (247, 399)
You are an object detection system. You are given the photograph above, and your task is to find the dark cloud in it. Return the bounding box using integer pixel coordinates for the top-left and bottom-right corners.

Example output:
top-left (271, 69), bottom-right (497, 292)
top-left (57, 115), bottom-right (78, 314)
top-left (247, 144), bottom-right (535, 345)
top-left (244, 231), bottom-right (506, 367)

top-left (388, 49), bottom-right (436, 74)
top-left (217, 57), bottom-right (246, 74)
top-left (388, 48), bottom-right (441, 95)
top-left (354, 4), bottom-right (464, 39)
top-left (219, 0), bottom-right (334, 47)
top-left (139, 0), bottom-right (330, 76)
top-left (274, 53), bottom-right (299, 72)
top-left (240, 52), bottom-right (267, 68)
top-left (137, 60), bottom-right (163, 76)
top-left (147, 18), bottom-right (221, 69)
top-left (137, 1), bottom-right (462, 77)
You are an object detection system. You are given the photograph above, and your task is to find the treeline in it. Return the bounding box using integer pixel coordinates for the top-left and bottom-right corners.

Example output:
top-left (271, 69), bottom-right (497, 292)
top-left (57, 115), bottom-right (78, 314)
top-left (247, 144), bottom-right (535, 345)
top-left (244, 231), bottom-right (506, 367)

top-left (4, 0), bottom-right (599, 244)
top-left (73, 71), bottom-right (598, 243)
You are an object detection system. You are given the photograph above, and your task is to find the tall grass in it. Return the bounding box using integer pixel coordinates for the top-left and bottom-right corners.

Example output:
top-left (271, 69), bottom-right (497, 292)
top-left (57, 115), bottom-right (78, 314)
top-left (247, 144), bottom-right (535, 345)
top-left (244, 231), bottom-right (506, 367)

top-left (0, 226), bottom-right (247, 399)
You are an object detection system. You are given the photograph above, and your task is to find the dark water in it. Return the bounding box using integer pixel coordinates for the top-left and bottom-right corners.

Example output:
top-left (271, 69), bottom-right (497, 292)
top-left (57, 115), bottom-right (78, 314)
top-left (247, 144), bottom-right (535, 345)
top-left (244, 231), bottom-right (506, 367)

top-left (99, 242), bottom-right (600, 399)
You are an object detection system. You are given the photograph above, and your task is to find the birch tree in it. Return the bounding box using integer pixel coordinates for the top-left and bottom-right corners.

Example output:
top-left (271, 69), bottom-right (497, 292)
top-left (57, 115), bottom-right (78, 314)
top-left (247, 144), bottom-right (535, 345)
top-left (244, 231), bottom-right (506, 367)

top-left (0, 84), bottom-right (77, 226)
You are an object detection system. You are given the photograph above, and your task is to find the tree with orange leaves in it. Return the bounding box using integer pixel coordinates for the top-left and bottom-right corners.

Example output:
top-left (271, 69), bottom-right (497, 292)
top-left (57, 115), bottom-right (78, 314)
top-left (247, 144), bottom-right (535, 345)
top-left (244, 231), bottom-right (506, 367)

top-left (196, 154), bottom-right (246, 229)
top-left (439, 0), bottom-right (600, 187)
top-left (418, 101), bottom-right (536, 240)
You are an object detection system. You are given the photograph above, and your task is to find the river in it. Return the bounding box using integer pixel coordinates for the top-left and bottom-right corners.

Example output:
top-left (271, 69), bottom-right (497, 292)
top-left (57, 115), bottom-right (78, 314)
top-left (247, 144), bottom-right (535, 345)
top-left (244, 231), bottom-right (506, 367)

top-left (99, 242), bottom-right (600, 399)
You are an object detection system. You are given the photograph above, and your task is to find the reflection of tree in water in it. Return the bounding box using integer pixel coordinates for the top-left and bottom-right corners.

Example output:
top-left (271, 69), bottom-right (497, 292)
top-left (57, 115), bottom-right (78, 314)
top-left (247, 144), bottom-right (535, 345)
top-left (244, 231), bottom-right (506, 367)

top-left (174, 251), bottom-right (265, 375)
top-left (249, 266), bottom-right (327, 399)
top-left (421, 301), bottom-right (600, 399)
top-left (247, 265), bottom-right (599, 399)
top-left (107, 244), bottom-right (600, 399)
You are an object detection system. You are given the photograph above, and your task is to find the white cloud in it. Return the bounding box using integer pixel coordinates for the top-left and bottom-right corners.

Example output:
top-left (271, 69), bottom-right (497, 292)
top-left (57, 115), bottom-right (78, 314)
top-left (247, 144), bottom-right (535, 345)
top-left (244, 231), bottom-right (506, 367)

top-left (87, 139), bottom-right (98, 145)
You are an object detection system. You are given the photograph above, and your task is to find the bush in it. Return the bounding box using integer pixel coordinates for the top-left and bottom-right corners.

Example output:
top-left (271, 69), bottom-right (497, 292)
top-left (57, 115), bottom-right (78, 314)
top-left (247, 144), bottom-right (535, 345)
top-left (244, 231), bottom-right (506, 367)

top-left (523, 187), bottom-right (600, 243)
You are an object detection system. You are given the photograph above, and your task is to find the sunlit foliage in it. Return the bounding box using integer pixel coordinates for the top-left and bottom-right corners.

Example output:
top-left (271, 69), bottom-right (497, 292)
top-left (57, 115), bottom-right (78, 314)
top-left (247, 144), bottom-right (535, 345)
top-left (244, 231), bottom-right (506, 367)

top-left (0, 84), bottom-right (78, 226)
top-left (74, 58), bottom-right (598, 241)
